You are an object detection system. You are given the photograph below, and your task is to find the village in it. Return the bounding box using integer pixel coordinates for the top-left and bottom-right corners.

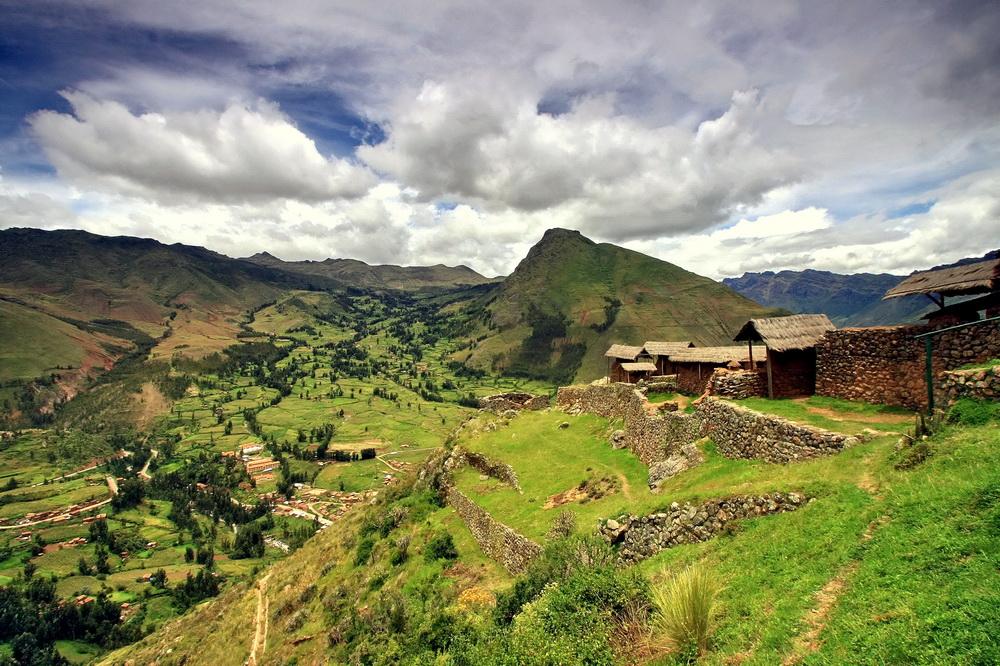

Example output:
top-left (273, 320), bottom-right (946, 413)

top-left (603, 256), bottom-right (1000, 411)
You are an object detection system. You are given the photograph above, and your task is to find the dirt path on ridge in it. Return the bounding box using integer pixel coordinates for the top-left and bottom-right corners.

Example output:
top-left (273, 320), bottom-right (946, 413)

top-left (791, 398), bottom-right (911, 425)
top-left (249, 572), bottom-right (272, 666)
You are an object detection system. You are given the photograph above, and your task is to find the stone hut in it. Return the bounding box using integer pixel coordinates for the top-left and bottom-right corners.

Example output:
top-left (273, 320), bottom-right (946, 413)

top-left (733, 314), bottom-right (836, 399)
top-left (669, 346), bottom-right (766, 394)
top-left (605, 344), bottom-right (646, 383)
top-left (883, 255), bottom-right (1000, 323)
top-left (642, 341), bottom-right (694, 375)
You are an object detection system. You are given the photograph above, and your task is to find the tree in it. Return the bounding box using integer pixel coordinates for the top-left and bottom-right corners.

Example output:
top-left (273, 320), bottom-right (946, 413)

top-left (231, 522), bottom-right (265, 559)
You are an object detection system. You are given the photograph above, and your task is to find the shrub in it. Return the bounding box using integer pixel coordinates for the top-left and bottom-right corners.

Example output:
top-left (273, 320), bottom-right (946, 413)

top-left (424, 533), bottom-right (458, 562)
top-left (354, 537), bottom-right (376, 567)
top-left (947, 399), bottom-right (999, 426)
top-left (652, 564), bottom-right (723, 661)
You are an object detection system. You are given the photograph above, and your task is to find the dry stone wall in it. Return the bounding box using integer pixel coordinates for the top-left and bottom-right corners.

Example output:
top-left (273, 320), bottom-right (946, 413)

top-left (556, 384), bottom-right (702, 464)
top-left (479, 392), bottom-right (550, 414)
top-left (458, 450), bottom-right (522, 492)
top-left (816, 321), bottom-right (1000, 410)
top-left (600, 492), bottom-right (807, 564)
top-left (446, 488), bottom-right (543, 575)
top-left (938, 365), bottom-right (1000, 405)
top-left (709, 369), bottom-right (768, 399)
top-left (697, 397), bottom-right (858, 463)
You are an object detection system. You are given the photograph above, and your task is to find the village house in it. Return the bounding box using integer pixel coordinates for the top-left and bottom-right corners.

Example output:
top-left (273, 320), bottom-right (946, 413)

top-left (604, 344), bottom-right (649, 383)
top-left (733, 314), bottom-right (836, 399)
top-left (884, 255), bottom-right (1000, 323)
top-left (668, 346), bottom-right (767, 394)
top-left (642, 341), bottom-right (694, 375)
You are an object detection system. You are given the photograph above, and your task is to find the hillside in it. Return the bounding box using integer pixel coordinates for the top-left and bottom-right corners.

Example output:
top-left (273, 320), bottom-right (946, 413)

top-left (96, 398), bottom-right (1000, 666)
top-left (0, 228), bottom-right (345, 383)
top-left (462, 228), bottom-right (786, 383)
top-left (244, 251), bottom-right (502, 290)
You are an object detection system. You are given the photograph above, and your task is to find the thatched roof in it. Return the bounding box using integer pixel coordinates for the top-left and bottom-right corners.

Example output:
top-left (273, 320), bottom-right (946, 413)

top-left (605, 344), bottom-right (644, 360)
top-left (621, 362), bottom-right (657, 372)
top-left (670, 346), bottom-right (766, 364)
top-left (884, 257), bottom-right (1000, 299)
top-left (733, 314), bottom-right (835, 352)
top-left (642, 341), bottom-right (694, 356)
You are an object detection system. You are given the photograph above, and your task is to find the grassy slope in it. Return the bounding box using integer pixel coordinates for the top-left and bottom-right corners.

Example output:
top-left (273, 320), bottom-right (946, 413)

top-left (0, 300), bottom-right (89, 381)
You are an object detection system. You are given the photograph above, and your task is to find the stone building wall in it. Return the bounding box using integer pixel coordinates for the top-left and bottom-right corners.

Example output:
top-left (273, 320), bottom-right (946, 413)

top-left (938, 365), bottom-right (1000, 405)
top-left (446, 488), bottom-right (543, 575)
top-left (676, 364), bottom-right (717, 395)
top-left (696, 397), bottom-right (858, 463)
top-left (815, 321), bottom-right (1000, 410)
top-left (556, 384), bottom-right (702, 465)
top-left (599, 492), bottom-right (807, 564)
top-left (709, 369), bottom-right (768, 399)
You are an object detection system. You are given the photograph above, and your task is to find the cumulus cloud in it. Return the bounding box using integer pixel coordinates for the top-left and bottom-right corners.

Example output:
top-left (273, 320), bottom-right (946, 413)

top-left (28, 92), bottom-right (377, 205)
top-left (361, 85), bottom-right (798, 240)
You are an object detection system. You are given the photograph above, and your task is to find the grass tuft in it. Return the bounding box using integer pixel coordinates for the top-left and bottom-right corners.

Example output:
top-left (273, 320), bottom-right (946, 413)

top-left (653, 563), bottom-right (723, 661)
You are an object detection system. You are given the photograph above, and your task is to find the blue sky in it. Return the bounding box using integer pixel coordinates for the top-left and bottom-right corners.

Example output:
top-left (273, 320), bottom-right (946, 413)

top-left (1, 0), bottom-right (998, 279)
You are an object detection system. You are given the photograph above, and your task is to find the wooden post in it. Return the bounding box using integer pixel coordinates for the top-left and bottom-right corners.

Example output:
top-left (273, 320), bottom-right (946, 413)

top-left (766, 348), bottom-right (773, 399)
top-left (748, 341), bottom-right (754, 370)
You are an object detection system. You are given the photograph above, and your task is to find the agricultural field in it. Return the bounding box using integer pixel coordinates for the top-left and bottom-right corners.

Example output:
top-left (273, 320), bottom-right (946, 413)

top-left (0, 287), bottom-right (558, 663)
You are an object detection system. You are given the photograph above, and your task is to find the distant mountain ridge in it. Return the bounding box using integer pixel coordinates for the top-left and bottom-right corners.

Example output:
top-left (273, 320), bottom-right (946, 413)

top-left (722, 250), bottom-right (1000, 327)
top-left (462, 228), bottom-right (785, 383)
top-left (244, 251), bottom-right (502, 290)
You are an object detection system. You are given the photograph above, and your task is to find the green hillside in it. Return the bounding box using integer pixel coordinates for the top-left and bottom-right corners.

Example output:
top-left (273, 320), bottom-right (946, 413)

top-left (464, 229), bottom-right (785, 383)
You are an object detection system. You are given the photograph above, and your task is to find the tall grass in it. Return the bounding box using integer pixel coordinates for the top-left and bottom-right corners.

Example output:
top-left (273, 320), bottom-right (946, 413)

top-left (653, 563), bottom-right (723, 661)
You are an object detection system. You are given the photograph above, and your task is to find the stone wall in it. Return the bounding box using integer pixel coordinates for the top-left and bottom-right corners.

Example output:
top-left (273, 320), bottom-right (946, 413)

top-left (446, 488), bottom-right (543, 575)
top-left (816, 321), bottom-right (1000, 410)
top-left (600, 492), bottom-right (807, 564)
top-left (769, 349), bottom-right (818, 398)
top-left (459, 450), bottom-right (522, 493)
top-left (556, 384), bottom-right (702, 464)
top-left (697, 397), bottom-right (858, 463)
top-left (479, 392), bottom-right (550, 414)
top-left (709, 369), bottom-right (768, 399)
top-left (938, 365), bottom-right (1000, 405)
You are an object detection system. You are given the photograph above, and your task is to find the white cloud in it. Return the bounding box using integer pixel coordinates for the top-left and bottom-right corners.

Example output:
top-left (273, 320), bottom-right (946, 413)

top-left (29, 92), bottom-right (377, 205)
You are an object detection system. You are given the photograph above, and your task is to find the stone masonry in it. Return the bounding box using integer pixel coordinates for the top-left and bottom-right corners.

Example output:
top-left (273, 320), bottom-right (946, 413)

top-left (816, 320), bottom-right (1000, 410)
top-left (697, 397), bottom-right (858, 463)
top-left (446, 488), bottom-right (543, 575)
top-left (556, 384), bottom-right (702, 464)
top-left (938, 365), bottom-right (1000, 405)
top-left (600, 492), bottom-right (807, 564)
top-left (708, 369), bottom-right (768, 399)
top-left (479, 392), bottom-right (550, 414)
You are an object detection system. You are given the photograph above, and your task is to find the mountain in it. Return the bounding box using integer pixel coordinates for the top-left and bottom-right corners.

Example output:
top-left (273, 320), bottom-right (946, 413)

top-left (461, 228), bottom-right (786, 383)
top-left (722, 269), bottom-right (931, 327)
top-left (244, 251), bottom-right (502, 290)
top-left (723, 250), bottom-right (1000, 327)
top-left (0, 227), bottom-right (342, 383)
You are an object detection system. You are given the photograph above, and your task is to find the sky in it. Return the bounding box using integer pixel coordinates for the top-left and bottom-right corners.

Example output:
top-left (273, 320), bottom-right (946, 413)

top-left (1, 0), bottom-right (998, 280)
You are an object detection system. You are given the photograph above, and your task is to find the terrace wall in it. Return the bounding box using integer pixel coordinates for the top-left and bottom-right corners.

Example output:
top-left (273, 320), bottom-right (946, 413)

top-left (556, 384), bottom-right (701, 464)
top-left (696, 397), bottom-right (859, 463)
top-left (709, 369), bottom-right (767, 399)
top-left (938, 365), bottom-right (1000, 405)
top-left (815, 321), bottom-right (1000, 410)
top-left (600, 492), bottom-right (808, 564)
top-left (479, 392), bottom-right (550, 414)
top-left (446, 488), bottom-right (542, 575)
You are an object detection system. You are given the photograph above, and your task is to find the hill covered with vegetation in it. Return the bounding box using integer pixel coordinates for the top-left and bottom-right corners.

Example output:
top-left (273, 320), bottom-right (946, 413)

top-left (461, 228), bottom-right (785, 384)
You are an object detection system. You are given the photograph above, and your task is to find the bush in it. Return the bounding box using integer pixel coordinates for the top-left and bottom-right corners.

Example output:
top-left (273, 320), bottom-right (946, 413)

top-left (947, 399), bottom-right (999, 426)
top-left (423, 533), bottom-right (458, 562)
top-left (652, 564), bottom-right (723, 661)
top-left (354, 537), bottom-right (376, 567)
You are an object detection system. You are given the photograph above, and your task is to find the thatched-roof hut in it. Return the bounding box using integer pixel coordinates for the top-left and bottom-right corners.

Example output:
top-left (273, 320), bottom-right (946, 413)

top-left (884, 257), bottom-right (1000, 301)
top-left (669, 346), bottom-right (766, 394)
top-left (642, 341), bottom-right (694, 374)
top-left (604, 344), bottom-right (646, 383)
top-left (733, 314), bottom-right (836, 398)
top-left (884, 256), bottom-right (1000, 322)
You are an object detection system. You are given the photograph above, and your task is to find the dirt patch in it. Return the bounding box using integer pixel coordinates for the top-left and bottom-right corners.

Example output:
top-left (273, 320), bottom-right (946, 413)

top-left (133, 382), bottom-right (170, 428)
top-left (793, 399), bottom-right (911, 425)
top-left (783, 563), bottom-right (858, 664)
top-left (543, 486), bottom-right (588, 509)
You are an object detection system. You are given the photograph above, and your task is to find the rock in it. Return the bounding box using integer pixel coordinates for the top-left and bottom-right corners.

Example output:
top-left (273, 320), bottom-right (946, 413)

top-left (558, 421), bottom-right (570, 430)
